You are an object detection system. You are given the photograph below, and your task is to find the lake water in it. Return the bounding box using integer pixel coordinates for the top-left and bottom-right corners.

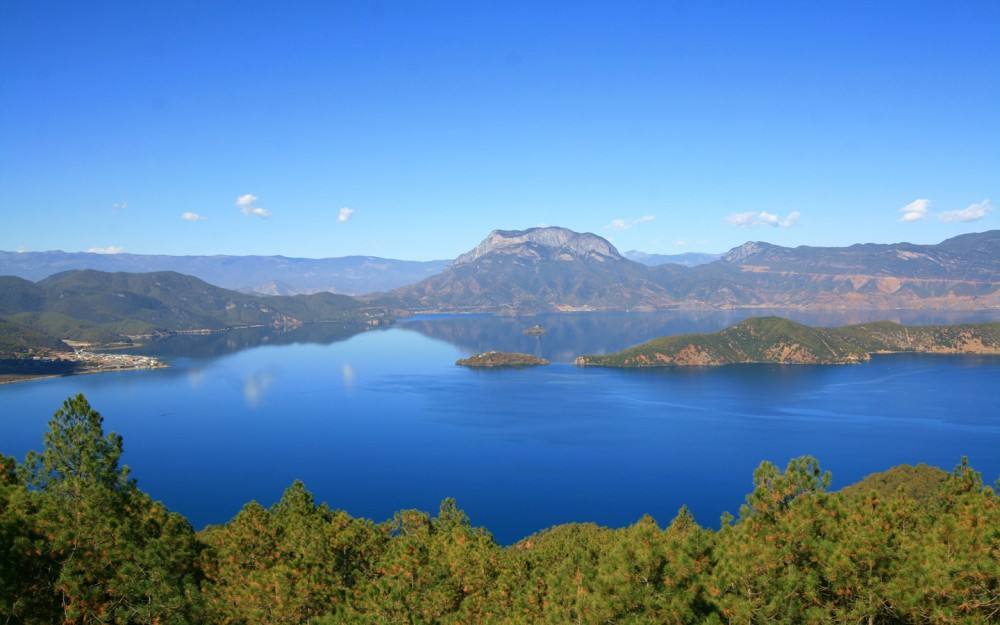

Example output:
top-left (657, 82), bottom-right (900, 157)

top-left (1, 309), bottom-right (999, 543)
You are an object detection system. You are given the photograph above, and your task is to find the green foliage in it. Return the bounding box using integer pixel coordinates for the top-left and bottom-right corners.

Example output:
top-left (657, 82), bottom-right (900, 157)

top-left (3, 395), bottom-right (999, 624)
top-left (5, 394), bottom-right (202, 624)
top-left (842, 463), bottom-right (949, 502)
top-left (200, 481), bottom-right (386, 625)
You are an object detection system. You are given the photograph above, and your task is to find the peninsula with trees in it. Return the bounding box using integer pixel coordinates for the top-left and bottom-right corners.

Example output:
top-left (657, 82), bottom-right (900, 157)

top-left (575, 317), bottom-right (1000, 367)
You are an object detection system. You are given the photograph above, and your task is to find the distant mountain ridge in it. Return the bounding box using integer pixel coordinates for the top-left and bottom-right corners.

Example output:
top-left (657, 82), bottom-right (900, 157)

top-left (721, 230), bottom-right (1000, 280)
top-left (624, 250), bottom-right (721, 267)
top-left (376, 227), bottom-right (1000, 312)
top-left (0, 251), bottom-right (449, 296)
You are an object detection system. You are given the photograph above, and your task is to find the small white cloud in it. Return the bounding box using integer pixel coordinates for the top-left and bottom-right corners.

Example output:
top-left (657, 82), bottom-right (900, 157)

top-left (675, 240), bottom-right (688, 247)
top-left (607, 215), bottom-right (656, 231)
top-left (180, 211), bottom-right (206, 222)
top-left (113, 201), bottom-right (128, 211)
top-left (338, 206), bottom-right (355, 223)
top-left (939, 199), bottom-right (993, 223)
top-left (236, 193), bottom-right (271, 218)
top-left (726, 211), bottom-right (800, 228)
top-left (899, 198), bottom-right (930, 222)
top-left (87, 246), bottom-right (125, 254)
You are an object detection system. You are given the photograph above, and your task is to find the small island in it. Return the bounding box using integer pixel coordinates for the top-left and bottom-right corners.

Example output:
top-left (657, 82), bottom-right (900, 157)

top-left (575, 317), bottom-right (1000, 368)
top-left (522, 324), bottom-right (546, 336)
top-left (456, 351), bottom-right (549, 368)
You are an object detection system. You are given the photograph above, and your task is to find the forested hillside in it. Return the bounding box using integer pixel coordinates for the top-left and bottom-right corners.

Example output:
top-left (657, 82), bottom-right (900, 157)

top-left (1, 395), bottom-right (997, 624)
top-left (0, 270), bottom-right (385, 354)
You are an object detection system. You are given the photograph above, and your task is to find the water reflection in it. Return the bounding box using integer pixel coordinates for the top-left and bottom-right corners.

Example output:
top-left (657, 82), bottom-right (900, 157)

top-left (341, 364), bottom-right (356, 389)
top-left (398, 309), bottom-right (1000, 362)
top-left (122, 322), bottom-right (369, 360)
top-left (243, 371), bottom-right (276, 408)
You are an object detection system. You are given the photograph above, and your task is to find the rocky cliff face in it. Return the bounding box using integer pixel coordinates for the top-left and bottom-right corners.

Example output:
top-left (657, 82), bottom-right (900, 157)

top-left (454, 227), bottom-right (623, 265)
top-left (377, 227), bottom-right (670, 312)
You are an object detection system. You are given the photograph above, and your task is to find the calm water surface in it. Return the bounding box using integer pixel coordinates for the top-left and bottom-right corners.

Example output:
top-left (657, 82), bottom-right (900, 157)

top-left (1, 310), bottom-right (998, 543)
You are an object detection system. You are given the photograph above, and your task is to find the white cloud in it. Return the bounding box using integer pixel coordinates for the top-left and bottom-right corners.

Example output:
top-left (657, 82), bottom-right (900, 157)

top-left (607, 215), bottom-right (655, 231)
top-left (236, 193), bottom-right (271, 218)
top-left (898, 198), bottom-right (930, 222)
top-left (726, 210), bottom-right (800, 228)
top-left (113, 201), bottom-right (127, 211)
top-left (180, 211), bottom-right (206, 222)
top-left (939, 199), bottom-right (993, 223)
top-left (338, 206), bottom-right (355, 223)
top-left (87, 246), bottom-right (125, 254)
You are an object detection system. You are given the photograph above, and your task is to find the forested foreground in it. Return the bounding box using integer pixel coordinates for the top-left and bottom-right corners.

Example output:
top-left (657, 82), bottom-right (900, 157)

top-left (2, 395), bottom-right (998, 625)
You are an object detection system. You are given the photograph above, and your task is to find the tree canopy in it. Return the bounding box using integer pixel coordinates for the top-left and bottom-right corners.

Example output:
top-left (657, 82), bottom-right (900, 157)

top-left (1, 394), bottom-right (997, 624)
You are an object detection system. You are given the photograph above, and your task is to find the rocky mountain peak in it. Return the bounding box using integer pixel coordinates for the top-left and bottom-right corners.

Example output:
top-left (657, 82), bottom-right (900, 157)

top-left (453, 227), bottom-right (624, 265)
top-left (722, 241), bottom-right (778, 263)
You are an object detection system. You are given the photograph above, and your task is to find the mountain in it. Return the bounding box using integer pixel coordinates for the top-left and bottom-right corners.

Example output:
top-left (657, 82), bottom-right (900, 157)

top-left (377, 227), bottom-right (676, 312)
top-left (575, 317), bottom-right (1000, 367)
top-left (698, 230), bottom-right (1000, 308)
top-left (624, 250), bottom-right (721, 267)
top-left (376, 227), bottom-right (1000, 312)
top-left (0, 251), bottom-right (450, 295)
top-left (0, 270), bottom-right (387, 352)
top-left (721, 230), bottom-right (1000, 280)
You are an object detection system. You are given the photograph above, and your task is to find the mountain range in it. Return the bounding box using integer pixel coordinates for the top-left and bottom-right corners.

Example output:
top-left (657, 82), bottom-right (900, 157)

top-left (2, 228), bottom-right (998, 322)
top-left (623, 250), bottom-right (721, 266)
top-left (375, 227), bottom-right (1000, 312)
top-left (0, 251), bottom-right (449, 295)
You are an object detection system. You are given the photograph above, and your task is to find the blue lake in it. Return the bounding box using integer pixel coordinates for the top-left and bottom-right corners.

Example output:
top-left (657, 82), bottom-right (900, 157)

top-left (1, 309), bottom-right (999, 543)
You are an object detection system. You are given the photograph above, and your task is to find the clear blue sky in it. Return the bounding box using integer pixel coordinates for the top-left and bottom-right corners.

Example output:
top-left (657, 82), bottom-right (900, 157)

top-left (2, 1), bottom-right (997, 260)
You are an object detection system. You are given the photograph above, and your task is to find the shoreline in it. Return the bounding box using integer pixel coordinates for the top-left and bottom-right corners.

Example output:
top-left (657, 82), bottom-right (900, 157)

top-left (0, 352), bottom-right (168, 386)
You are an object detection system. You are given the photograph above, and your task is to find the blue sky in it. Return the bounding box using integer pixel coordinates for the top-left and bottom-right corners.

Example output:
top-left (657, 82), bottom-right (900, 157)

top-left (1, 1), bottom-right (997, 260)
